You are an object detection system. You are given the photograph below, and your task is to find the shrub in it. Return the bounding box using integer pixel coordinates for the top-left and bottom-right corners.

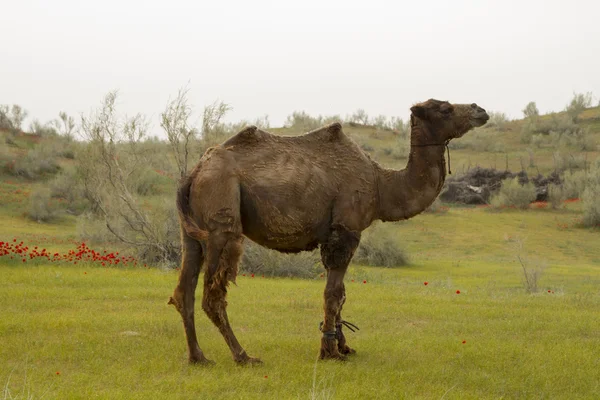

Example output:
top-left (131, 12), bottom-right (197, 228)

top-left (561, 170), bottom-right (586, 199)
top-left (285, 111), bottom-right (323, 132)
top-left (490, 177), bottom-right (537, 209)
top-left (353, 224), bottom-right (408, 267)
top-left (10, 144), bottom-right (61, 179)
top-left (518, 254), bottom-right (545, 293)
top-left (129, 167), bottom-right (167, 196)
top-left (391, 140), bottom-right (409, 160)
top-left (547, 184), bottom-right (565, 209)
top-left (28, 187), bottom-right (60, 222)
top-left (522, 101), bottom-right (539, 119)
top-left (485, 112), bottom-right (509, 131)
top-left (565, 92), bottom-right (592, 122)
top-left (49, 170), bottom-right (90, 215)
top-left (0, 105), bottom-right (15, 131)
top-left (391, 117), bottom-right (409, 138)
top-left (582, 161), bottom-right (600, 227)
top-left (29, 119), bottom-right (58, 137)
top-left (349, 109), bottom-right (370, 125)
top-left (373, 115), bottom-right (390, 130)
top-left (240, 241), bottom-right (321, 278)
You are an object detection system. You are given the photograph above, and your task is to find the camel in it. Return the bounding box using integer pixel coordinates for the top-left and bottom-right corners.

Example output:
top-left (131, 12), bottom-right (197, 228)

top-left (168, 99), bottom-right (489, 364)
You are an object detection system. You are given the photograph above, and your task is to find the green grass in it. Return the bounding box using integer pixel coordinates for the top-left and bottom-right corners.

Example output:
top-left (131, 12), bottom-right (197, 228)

top-left (1, 260), bottom-right (599, 399)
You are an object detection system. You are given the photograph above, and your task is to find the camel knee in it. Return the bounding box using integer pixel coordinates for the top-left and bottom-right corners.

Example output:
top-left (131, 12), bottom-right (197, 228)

top-left (321, 226), bottom-right (360, 268)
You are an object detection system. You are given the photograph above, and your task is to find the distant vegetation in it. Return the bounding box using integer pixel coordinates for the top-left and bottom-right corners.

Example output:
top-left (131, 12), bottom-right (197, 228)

top-left (1, 91), bottom-right (599, 273)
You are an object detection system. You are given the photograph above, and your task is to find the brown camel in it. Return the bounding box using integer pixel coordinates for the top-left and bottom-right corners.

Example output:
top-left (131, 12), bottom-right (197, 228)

top-left (168, 99), bottom-right (489, 364)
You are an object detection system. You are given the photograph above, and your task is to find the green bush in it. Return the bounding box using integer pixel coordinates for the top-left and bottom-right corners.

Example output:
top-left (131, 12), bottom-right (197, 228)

top-left (49, 170), bottom-right (90, 215)
top-left (284, 111), bottom-right (323, 132)
top-left (353, 224), bottom-right (408, 267)
top-left (485, 112), bottom-right (509, 131)
top-left (29, 119), bottom-right (58, 137)
top-left (565, 92), bottom-right (592, 122)
top-left (582, 161), bottom-right (600, 227)
top-left (490, 177), bottom-right (537, 210)
top-left (128, 167), bottom-right (170, 196)
top-left (547, 184), bottom-right (565, 209)
top-left (561, 170), bottom-right (587, 199)
top-left (7, 141), bottom-right (64, 179)
top-left (28, 187), bottom-right (60, 222)
top-left (241, 241), bottom-right (321, 278)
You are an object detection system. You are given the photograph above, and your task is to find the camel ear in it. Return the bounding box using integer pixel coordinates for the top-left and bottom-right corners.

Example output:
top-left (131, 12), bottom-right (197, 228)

top-left (410, 105), bottom-right (429, 120)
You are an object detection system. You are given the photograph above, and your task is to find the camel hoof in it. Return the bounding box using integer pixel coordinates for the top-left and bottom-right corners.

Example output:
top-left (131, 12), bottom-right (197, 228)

top-left (236, 356), bottom-right (263, 366)
top-left (189, 357), bottom-right (215, 366)
top-left (339, 345), bottom-right (356, 355)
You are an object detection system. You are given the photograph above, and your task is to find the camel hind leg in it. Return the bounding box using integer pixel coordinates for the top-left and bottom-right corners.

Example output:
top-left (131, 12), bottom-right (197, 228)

top-left (169, 230), bottom-right (213, 364)
top-left (202, 232), bottom-right (262, 365)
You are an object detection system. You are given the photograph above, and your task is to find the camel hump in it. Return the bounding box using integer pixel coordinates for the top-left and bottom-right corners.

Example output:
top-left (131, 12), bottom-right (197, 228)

top-left (224, 125), bottom-right (267, 147)
top-left (306, 122), bottom-right (345, 142)
top-left (238, 125), bottom-right (258, 136)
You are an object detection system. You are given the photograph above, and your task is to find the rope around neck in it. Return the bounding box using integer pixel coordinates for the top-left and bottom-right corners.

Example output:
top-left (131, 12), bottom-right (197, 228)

top-left (410, 142), bottom-right (452, 175)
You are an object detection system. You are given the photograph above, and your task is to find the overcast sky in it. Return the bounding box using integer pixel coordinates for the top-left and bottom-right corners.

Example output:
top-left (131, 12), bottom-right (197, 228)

top-left (1, 0), bottom-right (599, 136)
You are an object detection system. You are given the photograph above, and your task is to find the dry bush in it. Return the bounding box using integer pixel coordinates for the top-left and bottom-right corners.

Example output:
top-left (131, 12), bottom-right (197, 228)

top-left (353, 224), bottom-right (408, 267)
top-left (241, 241), bottom-right (321, 278)
top-left (490, 177), bottom-right (537, 210)
top-left (78, 91), bottom-right (180, 264)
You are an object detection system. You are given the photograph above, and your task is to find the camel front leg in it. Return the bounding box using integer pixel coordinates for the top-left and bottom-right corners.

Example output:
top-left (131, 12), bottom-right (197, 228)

top-left (335, 284), bottom-right (357, 355)
top-left (319, 226), bottom-right (360, 360)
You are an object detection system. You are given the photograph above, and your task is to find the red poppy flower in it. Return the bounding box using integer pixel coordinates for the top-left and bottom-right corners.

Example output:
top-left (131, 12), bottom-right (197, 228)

top-left (264, 375), bottom-right (268, 379)
top-left (548, 290), bottom-right (551, 293)
top-left (424, 282), bottom-right (428, 286)
top-left (251, 274), bottom-right (255, 278)
top-left (363, 280), bottom-right (367, 284)
top-left (462, 340), bottom-right (466, 344)
top-left (55, 371), bottom-right (60, 375)
top-left (456, 290), bottom-right (461, 294)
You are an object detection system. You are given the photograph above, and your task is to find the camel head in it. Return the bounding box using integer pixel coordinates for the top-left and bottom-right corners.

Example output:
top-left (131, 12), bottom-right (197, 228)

top-left (410, 99), bottom-right (489, 143)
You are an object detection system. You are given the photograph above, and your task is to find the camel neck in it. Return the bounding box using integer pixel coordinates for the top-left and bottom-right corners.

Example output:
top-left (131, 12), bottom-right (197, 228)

top-left (376, 127), bottom-right (447, 222)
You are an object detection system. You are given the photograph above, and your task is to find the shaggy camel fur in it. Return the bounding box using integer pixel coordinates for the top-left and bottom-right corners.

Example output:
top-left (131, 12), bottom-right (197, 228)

top-left (169, 99), bottom-right (489, 364)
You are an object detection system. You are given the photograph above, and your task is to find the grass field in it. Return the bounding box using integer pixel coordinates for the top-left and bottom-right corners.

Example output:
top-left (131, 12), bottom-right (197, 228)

top-left (2, 202), bottom-right (599, 399)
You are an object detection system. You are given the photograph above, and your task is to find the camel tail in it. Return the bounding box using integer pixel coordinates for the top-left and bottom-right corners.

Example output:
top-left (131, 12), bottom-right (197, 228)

top-left (177, 171), bottom-right (209, 241)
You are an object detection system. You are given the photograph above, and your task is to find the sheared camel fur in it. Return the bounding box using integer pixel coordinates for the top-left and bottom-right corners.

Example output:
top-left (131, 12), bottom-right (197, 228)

top-left (169, 99), bottom-right (489, 364)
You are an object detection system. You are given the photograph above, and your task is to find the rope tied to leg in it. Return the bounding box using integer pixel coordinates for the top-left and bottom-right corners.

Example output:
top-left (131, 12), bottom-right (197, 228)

top-left (319, 320), bottom-right (360, 338)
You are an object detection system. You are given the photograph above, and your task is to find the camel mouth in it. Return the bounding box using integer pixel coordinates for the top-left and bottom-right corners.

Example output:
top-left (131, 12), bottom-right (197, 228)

top-left (470, 113), bottom-right (489, 128)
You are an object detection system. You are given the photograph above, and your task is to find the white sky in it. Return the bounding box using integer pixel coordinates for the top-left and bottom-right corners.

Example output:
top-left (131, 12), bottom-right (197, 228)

top-left (1, 0), bottom-right (599, 135)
